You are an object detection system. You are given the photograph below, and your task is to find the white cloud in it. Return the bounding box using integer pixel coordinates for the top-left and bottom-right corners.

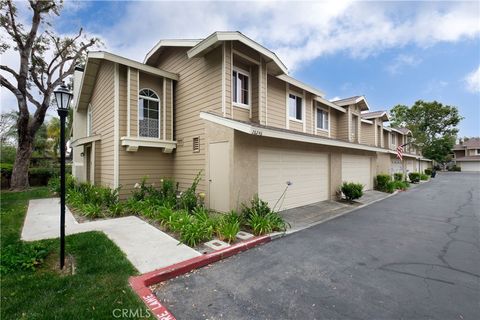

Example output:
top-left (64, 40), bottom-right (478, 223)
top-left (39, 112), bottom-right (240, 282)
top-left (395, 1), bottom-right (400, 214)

top-left (97, 1), bottom-right (480, 72)
top-left (465, 66), bottom-right (480, 93)
top-left (386, 54), bottom-right (422, 75)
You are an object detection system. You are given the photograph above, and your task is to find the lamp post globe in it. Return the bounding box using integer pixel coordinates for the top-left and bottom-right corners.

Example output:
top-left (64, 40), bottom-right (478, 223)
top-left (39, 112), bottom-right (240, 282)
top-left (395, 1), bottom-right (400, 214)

top-left (53, 82), bottom-right (72, 269)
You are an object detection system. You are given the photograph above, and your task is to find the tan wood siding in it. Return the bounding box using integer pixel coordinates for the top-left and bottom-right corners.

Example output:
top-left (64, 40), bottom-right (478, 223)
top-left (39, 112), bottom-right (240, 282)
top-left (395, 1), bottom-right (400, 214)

top-left (165, 78), bottom-right (173, 140)
top-left (91, 61), bottom-right (114, 187)
top-left (361, 122), bottom-right (375, 145)
top-left (337, 112), bottom-right (349, 141)
top-left (329, 109), bottom-right (339, 138)
top-left (156, 46), bottom-right (223, 193)
top-left (266, 75), bottom-right (286, 128)
top-left (129, 69), bottom-right (139, 136)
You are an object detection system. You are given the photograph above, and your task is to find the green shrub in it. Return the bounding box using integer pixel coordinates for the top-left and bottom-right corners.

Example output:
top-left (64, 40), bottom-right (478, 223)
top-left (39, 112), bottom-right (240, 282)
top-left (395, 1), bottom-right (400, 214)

top-left (408, 172), bottom-right (421, 183)
top-left (384, 181), bottom-right (396, 193)
top-left (420, 173), bottom-right (429, 181)
top-left (156, 206), bottom-right (174, 226)
top-left (82, 203), bottom-right (103, 218)
top-left (179, 220), bottom-right (214, 247)
top-left (107, 203), bottom-right (124, 217)
top-left (247, 212), bottom-right (273, 235)
top-left (0, 242), bottom-right (49, 274)
top-left (217, 219), bottom-right (240, 243)
top-left (375, 174), bottom-right (392, 192)
top-left (47, 175), bottom-right (60, 193)
top-left (241, 194), bottom-right (272, 220)
top-left (0, 145), bottom-right (16, 164)
top-left (28, 167), bottom-right (55, 186)
top-left (392, 180), bottom-right (409, 190)
top-left (179, 171), bottom-right (202, 212)
top-left (424, 168), bottom-right (432, 175)
top-left (449, 165), bottom-right (461, 172)
top-left (165, 210), bottom-right (192, 233)
top-left (340, 182), bottom-right (364, 201)
top-left (394, 173), bottom-right (404, 181)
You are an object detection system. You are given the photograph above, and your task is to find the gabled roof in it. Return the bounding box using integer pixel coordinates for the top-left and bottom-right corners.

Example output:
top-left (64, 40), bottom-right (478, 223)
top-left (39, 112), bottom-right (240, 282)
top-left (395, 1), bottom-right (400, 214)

top-left (361, 110), bottom-right (390, 121)
top-left (144, 39), bottom-right (202, 65)
top-left (453, 138), bottom-right (480, 150)
top-left (75, 51), bottom-right (178, 111)
top-left (331, 95), bottom-right (370, 111)
top-left (386, 127), bottom-right (411, 135)
top-left (186, 31), bottom-right (288, 75)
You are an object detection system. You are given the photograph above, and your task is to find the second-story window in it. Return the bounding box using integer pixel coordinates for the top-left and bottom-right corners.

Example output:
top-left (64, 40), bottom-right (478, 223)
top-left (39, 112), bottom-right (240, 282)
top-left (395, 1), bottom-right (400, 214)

top-left (232, 68), bottom-right (249, 107)
top-left (289, 93), bottom-right (302, 121)
top-left (391, 133), bottom-right (396, 146)
top-left (316, 108), bottom-right (329, 130)
top-left (138, 89), bottom-right (160, 138)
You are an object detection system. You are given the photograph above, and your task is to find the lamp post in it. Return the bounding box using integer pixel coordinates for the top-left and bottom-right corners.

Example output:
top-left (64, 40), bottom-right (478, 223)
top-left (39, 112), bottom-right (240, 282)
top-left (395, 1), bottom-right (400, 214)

top-left (54, 82), bottom-right (73, 269)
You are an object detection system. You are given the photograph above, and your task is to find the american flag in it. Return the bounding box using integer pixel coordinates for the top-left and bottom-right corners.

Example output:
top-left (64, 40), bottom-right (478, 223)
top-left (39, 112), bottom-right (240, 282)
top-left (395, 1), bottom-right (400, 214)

top-left (396, 144), bottom-right (404, 160)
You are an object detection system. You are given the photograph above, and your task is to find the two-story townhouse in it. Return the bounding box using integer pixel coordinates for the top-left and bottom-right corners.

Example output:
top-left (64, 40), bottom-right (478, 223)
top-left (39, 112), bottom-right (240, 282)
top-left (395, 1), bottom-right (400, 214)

top-left (452, 138), bottom-right (480, 172)
top-left (71, 31), bottom-right (430, 212)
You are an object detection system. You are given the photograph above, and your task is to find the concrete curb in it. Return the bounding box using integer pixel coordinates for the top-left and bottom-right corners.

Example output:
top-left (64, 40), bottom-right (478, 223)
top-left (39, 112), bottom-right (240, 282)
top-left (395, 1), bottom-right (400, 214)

top-left (129, 235), bottom-right (271, 320)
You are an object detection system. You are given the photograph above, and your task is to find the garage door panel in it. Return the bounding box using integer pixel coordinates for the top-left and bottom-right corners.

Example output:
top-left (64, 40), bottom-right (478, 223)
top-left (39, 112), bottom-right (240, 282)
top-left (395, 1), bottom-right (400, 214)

top-left (258, 148), bottom-right (329, 210)
top-left (342, 155), bottom-right (372, 190)
top-left (459, 162), bottom-right (480, 172)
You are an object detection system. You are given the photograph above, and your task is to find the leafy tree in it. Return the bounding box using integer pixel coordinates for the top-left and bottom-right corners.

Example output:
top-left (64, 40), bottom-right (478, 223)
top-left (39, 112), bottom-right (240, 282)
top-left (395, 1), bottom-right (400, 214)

top-left (46, 117), bottom-right (60, 158)
top-left (0, 0), bottom-right (100, 190)
top-left (389, 100), bottom-right (463, 164)
top-left (0, 110), bottom-right (17, 144)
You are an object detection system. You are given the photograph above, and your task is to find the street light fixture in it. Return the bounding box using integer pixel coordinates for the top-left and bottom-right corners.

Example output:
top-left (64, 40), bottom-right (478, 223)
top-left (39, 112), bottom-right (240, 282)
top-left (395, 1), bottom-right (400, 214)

top-left (53, 82), bottom-right (73, 269)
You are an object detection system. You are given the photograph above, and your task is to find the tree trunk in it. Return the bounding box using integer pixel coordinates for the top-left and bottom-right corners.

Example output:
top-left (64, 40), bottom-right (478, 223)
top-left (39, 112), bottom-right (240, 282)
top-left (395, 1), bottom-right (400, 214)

top-left (10, 138), bottom-right (33, 190)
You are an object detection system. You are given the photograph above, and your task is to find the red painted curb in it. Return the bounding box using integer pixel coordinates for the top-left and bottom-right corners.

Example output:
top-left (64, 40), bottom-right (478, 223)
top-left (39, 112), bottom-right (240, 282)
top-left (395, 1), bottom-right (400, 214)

top-left (129, 235), bottom-right (272, 320)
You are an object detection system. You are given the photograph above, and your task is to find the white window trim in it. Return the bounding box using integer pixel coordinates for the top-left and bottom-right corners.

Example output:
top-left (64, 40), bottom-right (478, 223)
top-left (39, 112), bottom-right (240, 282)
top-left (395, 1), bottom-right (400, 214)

top-left (232, 66), bottom-right (251, 109)
top-left (86, 103), bottom-right (92, 137)
top-left (288, 91), bottom-right (304, 122)
top-left (315, 105), bottom-right (330, 134)
top-left (138, 87), bottom-right (161, 139)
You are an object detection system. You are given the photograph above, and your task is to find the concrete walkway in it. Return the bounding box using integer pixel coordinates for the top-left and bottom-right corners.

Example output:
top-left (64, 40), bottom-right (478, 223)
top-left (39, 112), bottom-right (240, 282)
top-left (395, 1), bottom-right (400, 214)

top-left (22, 198), bottom-right (201, 273)
top-left (280, 190), bottom-right (395, 233)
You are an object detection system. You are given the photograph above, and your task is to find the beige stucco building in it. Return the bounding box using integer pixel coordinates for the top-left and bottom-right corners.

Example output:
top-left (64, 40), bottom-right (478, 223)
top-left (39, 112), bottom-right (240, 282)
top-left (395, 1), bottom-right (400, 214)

top-left (72, 31), bottom-right (431, 212)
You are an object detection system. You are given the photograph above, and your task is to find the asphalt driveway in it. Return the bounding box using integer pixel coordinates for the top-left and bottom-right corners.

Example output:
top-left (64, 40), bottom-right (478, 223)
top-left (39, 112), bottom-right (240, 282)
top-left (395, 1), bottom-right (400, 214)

top-left (155, 172), bottom-right (480, 320)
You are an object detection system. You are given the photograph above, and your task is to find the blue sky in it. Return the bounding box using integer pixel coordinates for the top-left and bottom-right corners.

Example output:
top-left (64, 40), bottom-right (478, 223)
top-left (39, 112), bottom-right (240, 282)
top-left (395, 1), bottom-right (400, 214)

top-left (2, 1), bottom-right (479, 137)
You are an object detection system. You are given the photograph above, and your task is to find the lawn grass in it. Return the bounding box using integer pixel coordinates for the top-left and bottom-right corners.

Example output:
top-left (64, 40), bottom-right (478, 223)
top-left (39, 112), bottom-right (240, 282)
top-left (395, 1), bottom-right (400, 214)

top-left (1, 187), bottom-right (147, 319)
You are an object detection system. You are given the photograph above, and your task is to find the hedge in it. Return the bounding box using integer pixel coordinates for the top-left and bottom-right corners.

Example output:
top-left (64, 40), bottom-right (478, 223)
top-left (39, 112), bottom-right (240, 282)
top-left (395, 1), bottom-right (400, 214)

top-left (0, 163), bottom-right (69, 188)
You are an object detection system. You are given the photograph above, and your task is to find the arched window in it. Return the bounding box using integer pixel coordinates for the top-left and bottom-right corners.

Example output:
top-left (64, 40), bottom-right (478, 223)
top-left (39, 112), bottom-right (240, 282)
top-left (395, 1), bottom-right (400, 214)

top-left (138, 89), bottom-right (160, 138)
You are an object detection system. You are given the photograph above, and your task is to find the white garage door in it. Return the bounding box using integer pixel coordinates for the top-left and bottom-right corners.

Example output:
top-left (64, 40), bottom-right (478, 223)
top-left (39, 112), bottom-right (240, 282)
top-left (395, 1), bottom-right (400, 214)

top-left (258, 148), bottom-right (329, 210)
top-left (391, 158), bottom-right (403, 174)
top-left (406, 159), bottom-right (415, 173)
top-left (342, 155), bottom-right (372, 190)
top-left (459, 161), bottom-right (480, 172)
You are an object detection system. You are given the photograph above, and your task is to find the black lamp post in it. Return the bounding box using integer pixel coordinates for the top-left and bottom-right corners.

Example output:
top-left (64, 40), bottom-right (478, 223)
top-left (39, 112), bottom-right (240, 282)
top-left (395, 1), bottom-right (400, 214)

top-left (54, 82), bottom-right (73, 269)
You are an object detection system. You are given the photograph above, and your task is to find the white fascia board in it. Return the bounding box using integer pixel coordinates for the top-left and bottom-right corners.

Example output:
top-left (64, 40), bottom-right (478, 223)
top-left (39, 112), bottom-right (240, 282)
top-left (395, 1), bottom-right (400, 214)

top-left (88, 51), bottom-right (179, 80)
top-left (277, 74), bottom-right (325, 98)
top-left (383, 126), bottom-right (391, 132)
top-left (71, 134), bottom-right (101, 147)
top-left (187, 31), bottom-right (288, 74)
top-left (361, 119), bottom-right (373, 125)
top-left (143, 39), bottom-right (201, 63)
top-left (313, 96), bottom-right (346, 113)
top-left (390, 128), bottom-right (405, 135)
top-left (200, 112), bottom-right (388, 153)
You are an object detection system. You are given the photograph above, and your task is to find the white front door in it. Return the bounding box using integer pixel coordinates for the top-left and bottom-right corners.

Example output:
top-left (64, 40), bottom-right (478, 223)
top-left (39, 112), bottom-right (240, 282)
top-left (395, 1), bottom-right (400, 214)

top-left (342, 155), bottom-right (372, 190)
top-left (208, 142), bottom-right (230, 212)
top-left (258, 148), bottom-right (329, 211)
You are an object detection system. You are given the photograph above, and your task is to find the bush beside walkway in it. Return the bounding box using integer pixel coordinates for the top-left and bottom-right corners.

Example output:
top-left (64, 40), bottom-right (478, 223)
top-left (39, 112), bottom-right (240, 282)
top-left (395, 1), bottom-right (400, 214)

top-left (0, 188), bottom-right (146, 319)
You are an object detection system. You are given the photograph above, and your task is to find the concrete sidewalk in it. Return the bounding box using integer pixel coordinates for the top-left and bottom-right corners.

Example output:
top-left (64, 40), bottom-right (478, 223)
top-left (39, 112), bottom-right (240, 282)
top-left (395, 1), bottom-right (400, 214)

top-left (280, 190), bottom-right (395, 233)
top-left (22, 198), bottom-right (201, 273)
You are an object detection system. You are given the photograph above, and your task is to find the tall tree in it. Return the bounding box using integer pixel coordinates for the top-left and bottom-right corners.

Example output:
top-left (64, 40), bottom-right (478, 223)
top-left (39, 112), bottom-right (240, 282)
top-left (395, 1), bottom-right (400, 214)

top-left (0, 0), bottom-right (99, 190)
top-left (389, 100), bottom-right (463, 163)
